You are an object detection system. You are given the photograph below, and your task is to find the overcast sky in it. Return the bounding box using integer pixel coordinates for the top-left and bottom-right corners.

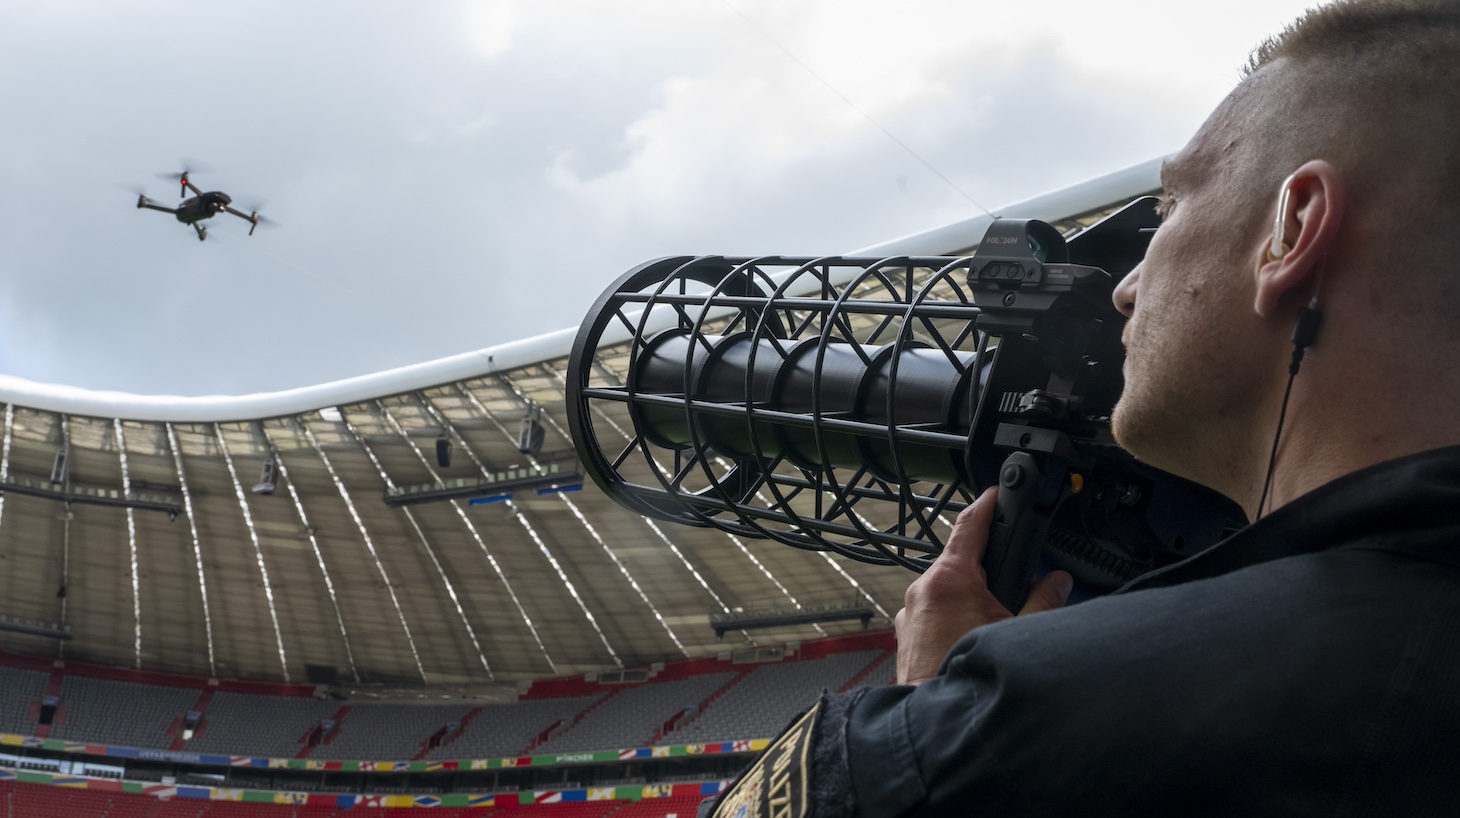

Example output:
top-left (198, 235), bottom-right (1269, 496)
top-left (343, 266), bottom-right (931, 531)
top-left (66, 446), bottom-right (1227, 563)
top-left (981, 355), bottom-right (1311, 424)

top-left (0, 0), bottom-right (1316, 397)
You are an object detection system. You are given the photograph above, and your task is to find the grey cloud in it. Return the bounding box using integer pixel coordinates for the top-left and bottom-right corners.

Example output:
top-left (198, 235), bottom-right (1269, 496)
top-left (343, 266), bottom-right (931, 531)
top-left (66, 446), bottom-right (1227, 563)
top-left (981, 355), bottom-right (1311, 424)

top-left (0, 1), bottom-right (1201, 396)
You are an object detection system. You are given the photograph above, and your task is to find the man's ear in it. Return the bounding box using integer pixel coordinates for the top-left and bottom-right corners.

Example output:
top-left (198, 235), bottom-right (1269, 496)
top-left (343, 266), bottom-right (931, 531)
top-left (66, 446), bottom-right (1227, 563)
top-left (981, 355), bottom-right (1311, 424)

top-left (1254, 160), bottom-right (1346, 319)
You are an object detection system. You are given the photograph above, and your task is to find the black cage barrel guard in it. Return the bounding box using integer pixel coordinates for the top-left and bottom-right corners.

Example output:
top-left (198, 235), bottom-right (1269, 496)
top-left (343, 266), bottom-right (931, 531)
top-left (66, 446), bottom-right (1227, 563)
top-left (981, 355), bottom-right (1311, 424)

top-left (566, 197), bottom-right (1244, 610)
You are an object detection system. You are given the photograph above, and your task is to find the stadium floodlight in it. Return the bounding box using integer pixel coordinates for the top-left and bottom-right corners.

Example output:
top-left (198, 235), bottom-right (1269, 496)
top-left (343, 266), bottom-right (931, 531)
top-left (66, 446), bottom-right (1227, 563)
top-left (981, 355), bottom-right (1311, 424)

top-left (49, 445), bottom-right (68, 485)
top-left (435, 431), bottom-right (452, 468)
top-left (518, 403), bottom-right (545, 455)
top-left (252, 456), bottom-right (278, 495)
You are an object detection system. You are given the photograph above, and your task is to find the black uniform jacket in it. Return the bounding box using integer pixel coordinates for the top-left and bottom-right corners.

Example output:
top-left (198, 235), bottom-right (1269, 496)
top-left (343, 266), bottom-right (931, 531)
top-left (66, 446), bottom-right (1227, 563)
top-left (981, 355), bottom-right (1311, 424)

top-left (707, 446), bottom-right (1460, 818)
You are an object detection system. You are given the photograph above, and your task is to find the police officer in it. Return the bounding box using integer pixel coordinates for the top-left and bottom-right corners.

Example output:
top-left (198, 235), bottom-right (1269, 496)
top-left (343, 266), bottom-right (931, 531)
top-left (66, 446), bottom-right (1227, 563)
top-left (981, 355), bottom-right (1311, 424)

top-left (707, 1), bottom-right (1460, 814)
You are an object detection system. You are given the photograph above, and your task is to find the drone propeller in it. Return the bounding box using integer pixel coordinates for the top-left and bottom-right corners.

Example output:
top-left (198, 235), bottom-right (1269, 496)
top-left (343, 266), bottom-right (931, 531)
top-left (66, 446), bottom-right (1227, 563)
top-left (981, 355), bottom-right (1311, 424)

top-left (234, 198), bottom-right (279, 235)
top-left (155, 160), bottom-right (214, 198)
top-left (248, 212), bottom-right (280, 235)
top-left (115, 183), bottom-right (151, 208)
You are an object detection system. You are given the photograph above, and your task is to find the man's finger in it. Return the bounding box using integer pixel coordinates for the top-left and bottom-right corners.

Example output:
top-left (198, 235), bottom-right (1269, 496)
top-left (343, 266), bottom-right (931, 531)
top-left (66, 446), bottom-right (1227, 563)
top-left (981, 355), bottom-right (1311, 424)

top-left (1018, 570), bottom-right (1074, 616)
top-left (939, 486), bottom-right (999, 569)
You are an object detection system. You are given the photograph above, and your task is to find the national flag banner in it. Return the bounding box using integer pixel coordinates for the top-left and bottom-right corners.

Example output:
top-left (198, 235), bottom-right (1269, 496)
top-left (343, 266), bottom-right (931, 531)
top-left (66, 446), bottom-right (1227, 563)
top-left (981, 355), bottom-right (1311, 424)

top-left (304, 760), bottom-right (324, 770)
top-left (267, 758), bottom-right (291, 769)
top-left (141, 785), bottom-right (178, 798)
top-left (212, 789), bottom-right (244, 801)
top-left (751, 739), bottom-right (769, 750)
top-left (618, 749), bottom-right (638, 760)
top-left (0, 734), bottom-right (21, 747)
top-left (414, 795), bottom-right (443, 807)
top-left (700, 781), bottom-right (726, 795)
top-left (442, 761), bottom-right (459, 771)
top-left (0, 770), bottom-right (13, 782)
top-left (465, 795), bottom-right (495, 807)
top-left (229, 756), bottom-right (251, 766)
top-left (324, 761), bottom-right (343, 771)
top-left (384, 795), bottom-right (415, 808)
top-left (425, 761), bottom-right (444, 772)
top-left (471, 760), bottom-right (492, 770)
top-left (562, 790), bottom-right (587, 802)
top-left (685, 744), bottom-right (706, 755)
top-left (60, 741), bottom-right (88, 753)
top-left (643, 784), bottom-right (673, 799)
top-left (53, 776), bottom-right (89, 789)
top-left (651, 746), bottom-right (671, 758)
top-left (731, 740), bottom-right (753, 752)
top-left (358, 761), bottom-right (377, 771)
top-left (588, 788), bottom-right (616, 801)
top-left (502, 758), bottom-right (518, 768)
top-left (516, 757), bottom-right (533, 767)
top-left (537, 790), bottom-right (563, 804)
top-left (273, 792), bottom-right (307, 804)
top-left (357, 795), bottom-right (384, 807)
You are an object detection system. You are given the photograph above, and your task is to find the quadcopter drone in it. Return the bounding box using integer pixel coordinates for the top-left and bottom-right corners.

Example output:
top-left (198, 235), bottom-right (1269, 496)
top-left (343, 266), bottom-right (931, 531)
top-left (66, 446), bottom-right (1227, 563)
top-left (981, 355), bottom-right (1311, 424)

top-left (134, 169), bottom-right (269, 241)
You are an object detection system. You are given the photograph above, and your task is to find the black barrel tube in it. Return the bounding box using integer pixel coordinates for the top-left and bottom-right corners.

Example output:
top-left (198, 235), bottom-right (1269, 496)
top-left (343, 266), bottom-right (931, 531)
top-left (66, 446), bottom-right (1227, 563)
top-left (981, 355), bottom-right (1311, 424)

top-left (631, 330), bottom-right (977, 486)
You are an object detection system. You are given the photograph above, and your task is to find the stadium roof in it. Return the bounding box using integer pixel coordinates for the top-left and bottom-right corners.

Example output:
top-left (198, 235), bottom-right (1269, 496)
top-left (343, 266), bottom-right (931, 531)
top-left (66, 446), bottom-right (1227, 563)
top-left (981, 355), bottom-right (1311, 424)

top-left (0, 159), bottom-right (1161, 690)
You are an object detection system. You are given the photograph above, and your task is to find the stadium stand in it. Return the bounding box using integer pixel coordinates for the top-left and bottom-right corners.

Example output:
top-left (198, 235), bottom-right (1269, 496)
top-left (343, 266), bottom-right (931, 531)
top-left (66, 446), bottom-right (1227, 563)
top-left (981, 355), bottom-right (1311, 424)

top-left (424, 695), bottom-right (604, 760)
top-left (532, 674), bottom-right (736, 755)
top-left (0, 779), bottom-right (715, 818)
top-left (0, 779), bottom-right (347, 817)
top-left (610, 795), bottom-right (707, 818)
top-left (483, 803), bottom-right (619, 818)
top-left (50, 676), bottom-right (198, 750)
top-left (0, 643), bottom-right (898, 766)
top-left (311, 703), bottom-right (476, 761)
top-left (666, 651), bottom-right (883, 744)
top-left (0, 666), bottom-right (44, 735)
top-left (184, 692), bottom-right (342, 758)
top-left (853, 653), bottom-right (897, 689)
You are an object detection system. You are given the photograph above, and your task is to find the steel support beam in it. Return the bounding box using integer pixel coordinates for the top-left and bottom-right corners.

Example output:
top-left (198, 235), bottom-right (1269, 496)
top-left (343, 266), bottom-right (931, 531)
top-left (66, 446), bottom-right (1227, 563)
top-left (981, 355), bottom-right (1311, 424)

top-left (214, 424), bottom-right (291, 682)
top-left (113, 420), bottom-right (144, 668)
top-left (349, 406), bottom-right (494, 680)
top-left (440, 386), bottom-right (623, 668)
top-left (299, 419), bottom-right (428, 683)
top-left (165, 423), bottom-right (218, 676)
top-left (259, 425), bottom-right (361, 684)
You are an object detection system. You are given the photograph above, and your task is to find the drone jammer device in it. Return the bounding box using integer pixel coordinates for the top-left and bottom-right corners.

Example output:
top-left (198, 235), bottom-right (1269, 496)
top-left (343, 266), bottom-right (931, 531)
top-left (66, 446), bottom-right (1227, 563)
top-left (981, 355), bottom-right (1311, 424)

top-left (566, 198), bottom-right (1242, 609)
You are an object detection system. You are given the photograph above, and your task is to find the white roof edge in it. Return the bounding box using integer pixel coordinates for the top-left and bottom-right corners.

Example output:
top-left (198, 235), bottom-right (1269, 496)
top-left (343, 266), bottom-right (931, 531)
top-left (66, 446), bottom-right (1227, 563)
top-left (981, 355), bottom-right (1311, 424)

top-left (0, 156), bottom-right (1165, 424)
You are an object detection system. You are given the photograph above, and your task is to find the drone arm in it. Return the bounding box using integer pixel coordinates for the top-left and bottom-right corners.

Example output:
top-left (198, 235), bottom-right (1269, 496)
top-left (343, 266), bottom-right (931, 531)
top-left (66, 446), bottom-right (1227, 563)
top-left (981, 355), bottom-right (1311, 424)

top-left (224, 206), bottom-right (262, 235)
top-left (181, 177), bottom-right (202, 198)
top-left (138, 200), bottom-right (179, 215)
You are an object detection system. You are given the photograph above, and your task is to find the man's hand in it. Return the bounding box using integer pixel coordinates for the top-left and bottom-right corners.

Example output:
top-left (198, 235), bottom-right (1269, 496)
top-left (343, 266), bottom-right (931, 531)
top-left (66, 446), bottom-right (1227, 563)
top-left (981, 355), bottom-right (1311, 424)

top-left (895, 487), bottom-right (1073, 685)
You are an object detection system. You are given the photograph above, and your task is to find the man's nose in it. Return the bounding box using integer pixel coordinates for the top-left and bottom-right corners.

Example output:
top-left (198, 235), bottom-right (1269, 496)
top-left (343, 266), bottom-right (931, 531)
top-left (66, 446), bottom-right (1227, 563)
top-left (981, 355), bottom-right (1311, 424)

top-left (1113, 265), bottom-right (1140, 319)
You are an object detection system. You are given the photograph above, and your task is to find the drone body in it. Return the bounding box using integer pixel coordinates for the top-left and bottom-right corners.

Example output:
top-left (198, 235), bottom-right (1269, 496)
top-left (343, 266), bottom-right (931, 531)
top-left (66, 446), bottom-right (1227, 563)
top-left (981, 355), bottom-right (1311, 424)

top-left (135, 170), bottom-right (265, 241)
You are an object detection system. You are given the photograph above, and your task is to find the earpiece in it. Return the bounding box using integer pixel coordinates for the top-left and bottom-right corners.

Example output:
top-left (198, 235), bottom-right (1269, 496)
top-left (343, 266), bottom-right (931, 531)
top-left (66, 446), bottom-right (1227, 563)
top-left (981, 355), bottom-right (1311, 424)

top-left (1267, 172), bottom-right (1298, 261)
top-left (1256, 171), bottom-right (1326, 521)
